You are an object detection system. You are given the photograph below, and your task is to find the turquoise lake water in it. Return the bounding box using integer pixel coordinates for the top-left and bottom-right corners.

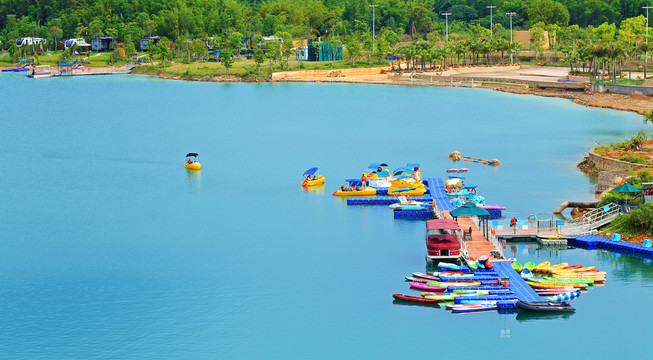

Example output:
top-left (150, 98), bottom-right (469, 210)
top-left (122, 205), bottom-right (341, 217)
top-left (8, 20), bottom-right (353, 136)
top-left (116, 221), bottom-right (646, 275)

top-left (0, 73), bottom-right (652, 358)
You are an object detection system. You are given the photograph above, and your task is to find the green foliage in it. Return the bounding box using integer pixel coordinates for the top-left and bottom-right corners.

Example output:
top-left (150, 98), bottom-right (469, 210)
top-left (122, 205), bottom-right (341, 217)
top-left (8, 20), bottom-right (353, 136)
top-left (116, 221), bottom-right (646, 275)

top-left (619, 154), bottom-right (648, 164)
top-left (626, 203), bottom-right (653, 235)
top-left (527, 0), bottom-right (570, 26)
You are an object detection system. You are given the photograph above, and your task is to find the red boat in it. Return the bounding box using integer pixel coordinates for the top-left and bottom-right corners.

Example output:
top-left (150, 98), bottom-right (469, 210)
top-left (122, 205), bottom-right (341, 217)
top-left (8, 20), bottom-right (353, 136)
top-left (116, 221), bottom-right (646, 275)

top-left (392, 294), bottom-right (441, 303)
top-left (425, 219), bottom-right (462, 261)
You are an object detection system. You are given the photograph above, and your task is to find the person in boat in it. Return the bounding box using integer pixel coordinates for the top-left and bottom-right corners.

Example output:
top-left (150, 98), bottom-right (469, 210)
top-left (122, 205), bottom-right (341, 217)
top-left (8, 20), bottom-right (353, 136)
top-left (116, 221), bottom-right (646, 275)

top-left (306, 174), bottom-right (312, 181)
top-left (340, 185), bottom-right (346, 191)
top-left (187, 158), bottom-right (193, 164)
top-left (311, 175), bottom-right (317, 180)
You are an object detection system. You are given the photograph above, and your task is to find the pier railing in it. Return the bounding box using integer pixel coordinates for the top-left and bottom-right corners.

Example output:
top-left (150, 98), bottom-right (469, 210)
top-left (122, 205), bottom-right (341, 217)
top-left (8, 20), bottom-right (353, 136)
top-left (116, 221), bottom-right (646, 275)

top-left (471, 216), bottom-right (505, 259)
top-left (559, 202), bottom-right (622, 235)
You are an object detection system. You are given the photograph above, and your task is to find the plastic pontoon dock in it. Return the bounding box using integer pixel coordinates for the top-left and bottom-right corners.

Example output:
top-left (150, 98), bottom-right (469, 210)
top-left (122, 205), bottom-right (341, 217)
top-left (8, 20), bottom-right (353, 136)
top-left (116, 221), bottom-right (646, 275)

top-left (492, 262), bottom-right (542, 302)
top-left (424, 178), bottom-right (455, 211)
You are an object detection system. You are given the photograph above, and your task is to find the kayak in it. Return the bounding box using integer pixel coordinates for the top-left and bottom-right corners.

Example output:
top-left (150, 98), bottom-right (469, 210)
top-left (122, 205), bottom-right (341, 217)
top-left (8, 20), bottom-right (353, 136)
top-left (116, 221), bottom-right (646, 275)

top-left (332, 188), bottom-right (376, 196)
top-left (424, 294), bottom-right (456, 301)
top-left (427, 281), bottom-right (482, 287)
top-left (409, 282), bottom-right (447, 291)
top-left (301, 175), bottom-right (325, 187)
top-left (411, 272), bottom-right (439, 280)
top-left (467, 259), bottom-right (478, 270)
top-left (393, 293), bottom-right (441, 303)
top-left (437, 262), bottom-right (461, 271)
top-left (523, 261), bottom-right (535, 270)
top-left (534, 288), bottom-right (577, 295)
top-left (520, 268), bottom-right (534, 280)
top-left (511, 261), bottom-right (523, 272)
top-left (516, 300), bottom-right (575, 312)
top-left (449, 304), bottom-right (497, 313)
top-left (542, 290), bottom-right (581, 302)
top-left (542, 276), bottom-right (594, 284)
top-left (485, 260), bottom-right (494, 269)
top-left (526, 280), bottom-right (588, 289)
top-left (533, 261), bottom-right (550, 272)
top-left (405, 276), bottom-right (433, 283)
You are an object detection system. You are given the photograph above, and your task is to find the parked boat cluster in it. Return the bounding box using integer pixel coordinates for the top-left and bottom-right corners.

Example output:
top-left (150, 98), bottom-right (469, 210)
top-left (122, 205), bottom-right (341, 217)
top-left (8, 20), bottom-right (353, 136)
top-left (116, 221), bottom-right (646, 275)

top-left (514, 261), bottom-right (606, 294)
top-left (393, 260), bottom-right (605, 314)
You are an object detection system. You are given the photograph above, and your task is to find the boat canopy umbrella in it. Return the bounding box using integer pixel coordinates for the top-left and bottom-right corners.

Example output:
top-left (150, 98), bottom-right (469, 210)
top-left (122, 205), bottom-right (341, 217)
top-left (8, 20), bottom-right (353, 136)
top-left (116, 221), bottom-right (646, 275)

top-left (379, 163), bottom-right (389, 167)
top-left (303, 167), bottom-right (318, 176)
top-left (610, 183), bottom-right (640, 193)
top-left (185, 153), bottom-right (199, 157)
top-left (450, 202), bottom-right (490, 218)
top-left (396, 175), bottom-right (419, 181)
top-left (610, 183), bottom-right (641, 204)
top-left (407, 163), bottom-right (420, 168)
top-left (368, 163), bottom-right (380, 169)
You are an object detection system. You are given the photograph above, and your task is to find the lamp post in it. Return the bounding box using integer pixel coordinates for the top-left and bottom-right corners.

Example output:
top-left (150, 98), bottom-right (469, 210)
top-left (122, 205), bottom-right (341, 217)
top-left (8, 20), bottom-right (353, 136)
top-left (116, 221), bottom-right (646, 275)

top-left (487, 5), bottom-right (496, 37)
top-left (506, 12), bottom-right (516, 64)
top-left (645, 6), bottom-right (652, 78)
top-left (442, 13), bottom-right (452, 42)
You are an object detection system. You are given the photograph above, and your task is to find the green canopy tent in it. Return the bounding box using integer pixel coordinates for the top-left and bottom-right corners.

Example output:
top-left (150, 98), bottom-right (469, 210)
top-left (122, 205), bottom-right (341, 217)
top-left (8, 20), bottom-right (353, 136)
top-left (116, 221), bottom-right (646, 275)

top-left (450, 202), bottom-right (491, 218)
top-left (450, 202), bottom-right (491, 239)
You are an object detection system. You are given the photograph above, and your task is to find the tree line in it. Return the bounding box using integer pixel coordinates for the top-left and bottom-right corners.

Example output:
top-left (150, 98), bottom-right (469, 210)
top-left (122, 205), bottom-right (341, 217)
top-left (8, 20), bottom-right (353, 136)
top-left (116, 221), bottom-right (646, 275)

top-left (2, 0), bottom-right (653, 50)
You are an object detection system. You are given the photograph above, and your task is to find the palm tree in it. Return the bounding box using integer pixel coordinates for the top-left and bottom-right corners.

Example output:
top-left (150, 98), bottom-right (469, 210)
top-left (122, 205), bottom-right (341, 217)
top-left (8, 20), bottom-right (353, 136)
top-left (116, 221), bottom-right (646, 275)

top-left (638, 41), bottom-right (652, 79)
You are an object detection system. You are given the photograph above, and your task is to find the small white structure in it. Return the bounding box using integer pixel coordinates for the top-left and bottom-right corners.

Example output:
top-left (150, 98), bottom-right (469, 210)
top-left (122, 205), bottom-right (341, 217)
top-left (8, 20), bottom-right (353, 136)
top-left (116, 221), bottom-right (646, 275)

top-left (16, 37), bottom-right (46, 48)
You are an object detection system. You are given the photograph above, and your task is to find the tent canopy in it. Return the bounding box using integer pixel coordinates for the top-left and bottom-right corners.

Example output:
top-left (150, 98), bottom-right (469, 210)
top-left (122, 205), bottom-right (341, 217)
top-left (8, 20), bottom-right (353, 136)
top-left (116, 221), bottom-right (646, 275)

top-left (450, 202), bottom-right (490, 218)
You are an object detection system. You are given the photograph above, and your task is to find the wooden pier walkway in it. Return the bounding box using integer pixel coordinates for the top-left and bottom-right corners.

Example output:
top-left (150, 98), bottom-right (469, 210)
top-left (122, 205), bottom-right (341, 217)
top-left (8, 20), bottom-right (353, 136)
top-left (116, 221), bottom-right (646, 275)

top-left (455, 216), bottom-right (503, 261)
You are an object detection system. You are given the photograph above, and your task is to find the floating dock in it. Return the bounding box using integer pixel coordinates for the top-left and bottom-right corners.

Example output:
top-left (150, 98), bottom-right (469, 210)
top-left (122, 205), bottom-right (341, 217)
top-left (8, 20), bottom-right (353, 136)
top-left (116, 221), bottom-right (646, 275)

top-left (423, 178), bottom-right (455, 211)
top-left (347, 196), bottom-right (432, 205)
top-left (492, 262), bottom-right (542, 302)
top-left (570, 235), bottom-right (653, 258)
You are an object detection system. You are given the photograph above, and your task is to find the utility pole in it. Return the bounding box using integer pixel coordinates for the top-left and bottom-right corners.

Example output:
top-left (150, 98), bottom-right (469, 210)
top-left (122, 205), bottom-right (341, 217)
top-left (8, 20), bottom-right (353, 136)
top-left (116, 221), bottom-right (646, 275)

top-left (506, 12), bottom-right (516, 64)
top-left (645, 6), bottom-right (652, 78)
top-left (442, 13), bottom-right (452, 42)
top-left (487, 5), bottom-right (496, 37)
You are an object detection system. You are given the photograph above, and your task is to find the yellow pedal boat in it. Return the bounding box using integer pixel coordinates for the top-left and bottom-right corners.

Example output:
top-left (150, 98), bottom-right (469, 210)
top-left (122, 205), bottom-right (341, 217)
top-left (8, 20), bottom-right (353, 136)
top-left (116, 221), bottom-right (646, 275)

top-left (302, 175), bottom-right (325, 187)
top-left (184, 153), bottom-right (201, 170)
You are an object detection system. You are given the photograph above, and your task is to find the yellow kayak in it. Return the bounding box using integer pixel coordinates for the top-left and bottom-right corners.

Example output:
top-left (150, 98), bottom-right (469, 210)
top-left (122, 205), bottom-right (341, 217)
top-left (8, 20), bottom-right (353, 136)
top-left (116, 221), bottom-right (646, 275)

top-left (533, 261), bottom-right (550, 272)
top-left (302, 175), bottom-right (325, 187)
top-left (184, 162), bottom-right (201, 170)
top-left (332, 188), bottom-right (376, 197)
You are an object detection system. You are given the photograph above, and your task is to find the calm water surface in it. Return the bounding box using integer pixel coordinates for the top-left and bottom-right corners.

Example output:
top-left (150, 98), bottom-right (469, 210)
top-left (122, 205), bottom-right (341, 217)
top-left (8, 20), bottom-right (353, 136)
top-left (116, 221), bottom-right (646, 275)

top-left (0, 73), bottom-right (651, 358)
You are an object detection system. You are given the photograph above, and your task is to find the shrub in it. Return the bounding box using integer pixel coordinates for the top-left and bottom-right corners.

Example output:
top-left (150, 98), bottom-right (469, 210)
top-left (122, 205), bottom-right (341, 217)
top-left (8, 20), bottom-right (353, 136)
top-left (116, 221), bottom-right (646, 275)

top-left (626, 203), bottom-right (653, 235)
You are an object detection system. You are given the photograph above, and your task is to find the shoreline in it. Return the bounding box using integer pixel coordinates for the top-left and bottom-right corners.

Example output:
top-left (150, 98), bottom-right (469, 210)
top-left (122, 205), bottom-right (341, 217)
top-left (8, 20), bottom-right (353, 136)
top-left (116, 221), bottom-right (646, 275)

top-left (135, 66), bottom-right (653, 115)
top-left (5, 63), bottom-right (652, 113)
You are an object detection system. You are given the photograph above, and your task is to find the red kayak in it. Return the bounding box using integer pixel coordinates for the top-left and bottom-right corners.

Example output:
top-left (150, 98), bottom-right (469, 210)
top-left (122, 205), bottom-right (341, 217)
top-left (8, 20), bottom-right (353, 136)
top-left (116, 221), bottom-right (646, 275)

top-left (393, 294), bottom-right (441, 303)
top-left (485, 260), bottom-right (494, 269)
top-left (564, 264), bottom-right (583, 269)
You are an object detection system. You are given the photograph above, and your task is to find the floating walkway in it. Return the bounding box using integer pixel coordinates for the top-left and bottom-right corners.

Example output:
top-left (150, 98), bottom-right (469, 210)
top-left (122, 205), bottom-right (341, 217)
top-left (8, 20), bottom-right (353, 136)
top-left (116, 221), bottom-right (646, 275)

top-left (492, 262), bottom-right (542, 302)
top-left (423, 178), bottom-right (455, 211)
top-left (570, 235), bottom-right (653, 259)
top-left (393, 210), bottom-right (433, 219)
top-left (347, 196), bottom-right (432, 205)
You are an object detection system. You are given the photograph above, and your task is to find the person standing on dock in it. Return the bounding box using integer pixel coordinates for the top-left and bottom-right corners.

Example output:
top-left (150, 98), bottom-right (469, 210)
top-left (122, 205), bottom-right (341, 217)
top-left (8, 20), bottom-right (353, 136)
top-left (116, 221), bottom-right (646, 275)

top-left (469, 226), bottom-right (472, 238)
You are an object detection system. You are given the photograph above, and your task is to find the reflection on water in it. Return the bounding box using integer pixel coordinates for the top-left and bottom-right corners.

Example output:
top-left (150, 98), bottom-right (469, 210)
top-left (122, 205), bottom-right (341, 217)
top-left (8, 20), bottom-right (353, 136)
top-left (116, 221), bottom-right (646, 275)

top-left (185, 168), bottom-right (201, 190)
top-left (392, 299), bottom-right (441, 309)
top-left (516, 310), bottom-right (574, 322)
top-left (301, 183), bottom-right (325, 194)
